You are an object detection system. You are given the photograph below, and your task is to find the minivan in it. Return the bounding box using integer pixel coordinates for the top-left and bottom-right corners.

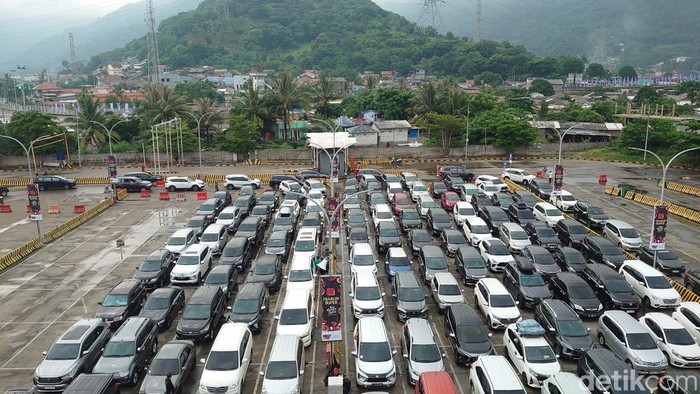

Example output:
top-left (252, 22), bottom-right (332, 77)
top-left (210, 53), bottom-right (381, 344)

top-left (350, 242), bottom-right (378, 276)
top-left (597, 310), bottom-right (667, 374)
top-left (444, 303), bottom-right (494, 365)
top-left (176, 285), bottom-right (225, 341)
top-left (469, 355), bottom-right (526, 394)
top-left (285, 255), bottom-right (315, 297)
top-left (401, 318), bottom-right (445, 385)
top-left (393, 271), bottom-right (428, 322)
top-left (276, 290), bottom-right (314, 347)
top-left (198, 323), bottom-right (252, 394)
top-left (418, 245), bottom-right (449, 284)
top-left (619, 259), bottom-right (681, 309)
top-left (220, 236), bottom-right (252, 271)
top-left (170, 243), bottom-right (212, 284)
top-left (499, 222), bottom-right (531, 253)
top-left (62, 374), bottom-right (120, 394)
top-left (228, 282), bottom-right (269, 334)
top-left (92, 316), bottom-right (158, 385)
top-left (199, 223), bottom-right (228, 255)
top-left (350, 271), bottom-right (385, 319)
top-left (353, 316), bottom-right (397, 388)
top-left (454, 245), bottom-right (488, 285)
top-left (260, 335), bottom-right (305, 394)
top-left (604, 219), bottom-right (642, 251)
top-left (577, 348), bottom-right (646, 394)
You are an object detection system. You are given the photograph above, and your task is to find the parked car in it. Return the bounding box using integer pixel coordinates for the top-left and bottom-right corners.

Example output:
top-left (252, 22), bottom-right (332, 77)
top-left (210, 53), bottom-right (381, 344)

top-left (440, 228), bottom-right (468, 257)
top-left (269, 174), bottom-right (299, 190)
top-left (350, 271), bottom-right (386, 319)
top-left (417, 196), bottom-right (438, 218)
top-left (440, 191), bottom-right (460, 210)
top-left (502, 168), bottom-right (536, 184)
top-left (198, 323), bottom-right (253, 394)
top-left (376, 221), bottom-right (401, 254)
top-left (110, 176), bottom-right (152, 192)
top-left (512, 190), bottom-right (538, 210)
top-left (522, 245), bottom-right (562, 277)
top-left (279, 179), bottom-right (304, 195)
top-left (503, 320), bottom-right (561, 388)
top-left (499, 222), bottom-right (532, 253)
top-left (535, 299), bottom-right (594, 359)
top-left (533, 201), bottom-right (565, 227)
top-left (407, 228), bottom-right (432, 256)
top-left (348, 226), bottom-right (370, 247)
top-left (184, 214), bottom-right (213, 239)
top-left (580, 236), bottom-right (626, 269)
top-left (639, 312), bottom-right (700, 368)
top-left (235, 216), bottom-right (265, 246)
top-left (165, 176), bottom-right (205, 192)
top-left (400, 172), bottom-right (419, 190)
top-left (138, 286), bottom-right (185, 331)
top-left (400, 318), bottom-right (445, 385)
top-left (170, 244), bottom-right (213, 285)
top-left (233, 195), bottom-right (256, 219)
top-left (228, 282), bottom-right (269, 334)
top-left (391, 192), bottom-right (412, 215)
top-left (418, 245), bottom-right (450, 284)
top-left (139, 340), bottom-right (196, 394)
top-left (524, 222), bottom-right (562, 251)
top-left (603, 220), bottom-right (642, 251)
top-left (264, 230), bottom-right (291, 263)
top-left (33, 175), bottom-right (77, 190)
top-left (384, 247), bottom-right (413, 281)
top-left (478, 206), bottom-right (509, 235)
top-left (572, 201), bottom-right (609, 229)
top-left (475, 278), bottom-right (522, 330)
top-left (196, 198), bottom-right (225, 219)
top-left (684, 269), bottom-right (700, 295)
top-left (444, 173), bottom-right (466, 192)
top-left (295, 169), bottom-right (328, 180)
top-left (426, 208), bottom-right (453, 236)
top-left (619, 259), bottom-right (681, 309)
top-left (552, 246), bottom-right (588, 274)
top-left (176, 285), bottom-right (225, 341)
top-left (471, 193), bottom-right (493, 212)
top-left (124, 171), bottom-right (162, 182)
top-left (454, 246), bottom-right (488, 286)
top-left (507, 202), bottom-right (537, 226)
top-left (550, 190), bottom-right (577, 212)
top-left (250, 204), bottom-right (272, 227)
top-left (554, 219), bottom-right (589, 249)
top-left (95, 279), bottom-right (146, 329)
top-left (224, 174), bottom-right (261, 189)
top-left (549, 272), bottom-right (603, 318)
top-left (637, 245), bottom-right (685, 276)
top-left (410, 181), bottom-right (431, 202)
top-left (133, 249), bottom-right (175, 289)
top-left (249, 255), bottom-right (283, 293)
top-left (529, 178), bottom-right (554, 199)
top-left (503, 258), bottom-right (552, 308)
top-left (453, 201), bottom-right (476, 226)
top-left (399, 208), bottom-right (422, 232)
top-left (212, 190), bottom-right (232, 207)
top-left (443, 303), bottom-right (494, 365)
top-left (430, 181), bottom-right (448, 198)
top-left (491, 192), bottom-right (514, 210)
top-left (204, 263), bottom-right (238, 299)
top-left (478, 238), bottom-right (515, 272)
top-left (430, 272), bottom-right (465, 313)
top-left (581, 264), bottom-right (641, 314)
top-left (220, 236), bottom-right (253, 271)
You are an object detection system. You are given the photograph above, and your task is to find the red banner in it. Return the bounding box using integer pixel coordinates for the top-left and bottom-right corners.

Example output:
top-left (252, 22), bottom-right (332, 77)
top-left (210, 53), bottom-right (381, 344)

top-left (320, 275), bottom-right (342, 342)
top-left (552, 164), bottom-right (564, 194)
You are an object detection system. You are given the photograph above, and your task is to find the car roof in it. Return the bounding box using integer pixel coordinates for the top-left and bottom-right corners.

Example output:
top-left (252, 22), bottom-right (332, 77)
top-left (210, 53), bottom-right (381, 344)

top-left (621, 259), bottom-right (664, 276)
top-left (352, 243), bottom-right (373, 254)
top-left (387, 247), bottom-right (407, 257)
top-left (501, 222), bottom-right (524, 231)
top-left (606, 219), bottom-right (634, 228)
top-left (211, 323), bottom-right (249, 351)
top-left (109, 279), bottom-right (141, 294)
top-left (434, 272), bottom-right (459, 284)
top-left (59, 319), bottom-right (104, 342)
top-left (405, 318), bottom-right (436, 344)
top-left (181, 243), bottom-right (207, 255)
top-left (202, 223), bottom-right (225, 233)
top-left (586, 348), bottom-right (630, 372)
top-left (555, 272), bottom-right (587, 285)
top-left (354, 270), bottom-right (379, 286)
top-left (357, 316), bottom-right (388, 343)
top-left (237, 282), bottom-right (265, 298)
top-left (447, 303), bottom-right (481, 324)
top-left (534, 202), bottom-right (558, 209)
top-left (146, 249), bottom-right (171, 260)
top-left (643, 312), bottom-right (682, 328)
top-left (443, 229), bottom-right (462, 237)
top-left (465, 216), bottom-right (487, 225)
top-left (268, 334), bottom-right (302, 362)
top-left (282, 289), bottom-right (311, 308)
top-left (478, 277), bottom-right (508, 294)
top-left (541, 299), bottom-right (579, 320)
top-left (475, 356), bottom-right (522, 387)
top-left (585, 263), bottom-right (621, 278)
top-left (189, 285), bottom-right (221, 304)
top-left (208, 264), bottom-right (233, 274)
top-left (422, 245), bottom-right (444, 256)
top-left (171, 228), bottom-right (195, 237)
top-left (157, 340), bottom-right (191, 359)
top-left (150, 287), bottom-right (180, 298)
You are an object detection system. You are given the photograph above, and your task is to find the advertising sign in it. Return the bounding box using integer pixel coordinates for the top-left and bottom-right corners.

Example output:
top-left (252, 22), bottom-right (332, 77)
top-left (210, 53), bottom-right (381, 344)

top-left (650, 205), bottom-right (668, 250)
top-left (331, 157), bottom-right (339, 183)
top-left (320, 275), bottom-right (342, 342)
top-left (552, 164), bottom-right (564, 195)
top-left (107, 154), bottom-right (117, 179)
top-left (27, 183), bottom-right (42, 221)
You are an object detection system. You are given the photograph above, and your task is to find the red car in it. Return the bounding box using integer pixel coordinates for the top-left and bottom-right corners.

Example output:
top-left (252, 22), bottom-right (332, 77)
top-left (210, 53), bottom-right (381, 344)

top-left (441, 191), bottom-right (460, 210)
top-left (392, 193), bottom-right (412, 215)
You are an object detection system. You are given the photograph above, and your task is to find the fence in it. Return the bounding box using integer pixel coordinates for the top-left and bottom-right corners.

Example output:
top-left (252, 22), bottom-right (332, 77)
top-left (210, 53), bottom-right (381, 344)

top-left (604, 186), bottom-right (700, 224)
top-left (658, 179), bottom-right (700, 198)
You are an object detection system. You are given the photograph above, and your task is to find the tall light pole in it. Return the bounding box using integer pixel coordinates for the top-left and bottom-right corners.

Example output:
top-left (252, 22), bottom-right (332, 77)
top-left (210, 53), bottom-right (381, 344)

top-left (628, 146), bottom-right (700, 269)
top-left (0, 134), bottom-right (41, 241)
top-left (182, 111), bottom-right (213, 178)
top-left (556, 123), bottom-right (584, 164)
top-left (464, 103), bottom-right (470, 159)
top-left (90, 119), bottom-right (127, 155)
top-left (643, 123), bottom-right (653, 161)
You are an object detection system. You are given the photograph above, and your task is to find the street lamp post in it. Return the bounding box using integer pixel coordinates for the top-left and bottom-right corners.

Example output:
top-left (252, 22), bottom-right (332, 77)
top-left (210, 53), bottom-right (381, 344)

top-left (90, 119), bottom-right (127, 155)
top-left (628, 146), bottom-right (700, 269)
top-left (182, 111), bottom-right (213, 178)
top-left (556, 123), bottom-right (584, 165)
top-left (643, 124), bottom-right (653, 161)
top-left (0, 134), bottom-right (41, 241)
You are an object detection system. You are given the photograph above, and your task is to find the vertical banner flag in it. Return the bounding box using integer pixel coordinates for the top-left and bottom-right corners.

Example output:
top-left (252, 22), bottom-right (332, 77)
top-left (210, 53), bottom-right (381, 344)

top-left (650, 205), bottom-right (668, 250)
top-left (107, 154), bottom-right (118, 179)
top-left (331, 156), bottom-right (339, 183)
top-left (553, 164), bottom-right (564, 195)
top-left (327, 197), bottom-right (340, 238)
top-left (321, 275), bottom-right (342, 342)
top-left (27, 183), bottom-right (42, 221)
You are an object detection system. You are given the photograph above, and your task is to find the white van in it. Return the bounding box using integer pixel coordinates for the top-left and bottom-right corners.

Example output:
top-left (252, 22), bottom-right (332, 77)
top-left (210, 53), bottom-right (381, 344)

top-left (533, 202), bottom-right (565, 227)
top-left (276, 290), bottom-right (314, 347)
top-left (285, 255), bottom-right (315, 298)
top-left (619, 260), bottom-right (681, 309)
top-left (372, 203), bottom-right (395, 228)
top-left (260, 335), bottom-right (305, 394)
top-left (469, 355), bottom-right (526, 394)
top-left (353, 316), bottom-right (397, 388)
top-left (165, 228), bottom-right (196, 256)
top-left (198, 323), bottom-right (252, 394)
top-left (350, 271), bottom-right (385, 319)
top-left (170, 243), bottom-right (212, 284)
top-left (199, 223), bottom-right (228, 255)
top-left (293, 227), bottom-right (319, 266)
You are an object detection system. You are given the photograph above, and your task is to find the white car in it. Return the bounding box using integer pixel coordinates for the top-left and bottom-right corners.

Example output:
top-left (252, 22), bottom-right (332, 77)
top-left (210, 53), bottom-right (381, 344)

top-left (350, 271), bottom-right (385, 319)
top-left (372, 204), bottom-right (395, 229)
top-left (477, 238), bottom-right (515, 272)
top-left (165, 176), bottom-right (206, 191)
top-left (276, 290), bottom-right (314, 347)
top-left (305, 190), bottom-right (324, 210)
top-left (453, 201), bottom-right (476, 226)
top-left (672, 302), bottom-right (700, 344)
top-left (502, 168), bottom-right (536, 185)
top-left (475, 175), bottom-right (509, 192)
top-left (353, 317), bottom-right (397, 388)
top-left (499, 222), bottom-right (531, 253)
top-left (224, 174), bottom-right (261, 190)
top-left (285, 255), bottom-right (315, 298)
top-left (417, 196), bottom-right (438, 218)
top-left (165, 228), bottom-right (197, 256)
top-left (619, 260), bottom-right (681, 309)
top-left (199, 223), bottom-right (228, 255)
top-left (503, 320), bottom-right (561, 388)
top-left (639, 312), bottom-right (700, 368)
top-left (216, 206), bottom-right (240, 231)
top-left (401, 318), bottom-right (445, 385)
top-left (350, 243), bottom-right (378, 276)
top-left (533, 202), bottom-right (565, 227)
top-left (170, 244), bottom-right (212, 284)
top-left (410, 181), bottom-right (430, 202)
top-left (475, 278), bottom-right (522, 330)
top-left (386, 182), bottom-right (404, 200)
top-left (197, 323), bottom-right (252, 394)
top-left (462, 216), bottom-right (492, 246)
top-left (303, 179), bottom-right (327, 195)
top-left (549, 190), bottom-right (577, 212)
top-left (477, 183), bottom-right (500, 197)
top-left (279, 199), bottom-right (300, 217)
top-left (541, 373), bottom-right (590, 394)
top-left (430, 272), bottom-right (465, 312)
top-left (459, 183), bottom-right (480, 201)
top-left (279, 180), bottom-right (303, 195)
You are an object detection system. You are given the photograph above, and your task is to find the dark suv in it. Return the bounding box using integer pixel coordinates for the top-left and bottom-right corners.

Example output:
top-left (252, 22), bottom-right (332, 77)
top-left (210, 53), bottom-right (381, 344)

top-left (399, 208), bottom-right (422, 232)
top-left (572, 201), bottom-right (609, 229)
top-left (228, 282), bottom-right (269, 334)
top-left (522, 245), bottom-right (562, 277)
top-left (95, 279), bottom-right (146, 329)
top-left (478, 206), bottom-right (509, 235)
top-left (523, 221), bottom-right (561, 250)
top-left (511, 190), bottom-right (538, 210)
top-left (220, 237), bottom-right (253, 271)
top-left (534, 299), bottom-right (594, 359)
top-left (577, 349), bottom-right (642, 394)
top-left (502, 258), bottom-right (552, 308)
top-left (443, 303), bottom-right (495, 365)
top-left (426, 208), bottom-right (453, 235)
top-left (580, 236), bottom-right (626, 269)
top-left (554, 219), bottom-right (589, 249)
top-left (528, 178), bottom-right (553, 199)
top-left (176, 285), bottom-right (225, 341)
top-left (376, 221), bottom-right (401, 254)
top-left (454, 246), bottom-right (488, 285)
top-left (506, 202), bottom-right (537, 225)
top-left (111, 176), bottom-right (152, 192)
top-left (549, 272), bottom-right (603, 318)
top-left (552, 246), bottom-right (588, 273)
top-left (235, 216), bottom-right (265, 246)
top-left (270, 174), bottom-right (299, 189)
top-left (581, 264), bottom-right (641, 314)
top-left (133, 249), bottom-right (175, 289)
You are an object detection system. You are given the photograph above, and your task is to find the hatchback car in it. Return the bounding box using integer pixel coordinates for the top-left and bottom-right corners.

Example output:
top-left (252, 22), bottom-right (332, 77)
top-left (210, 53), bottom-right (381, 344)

top-left (440, 191), bottom-right (460, 210)
top-left (384, 247), bottom-right (413, 281)
top-left (138, 286), bottom-right (185, 331)
top-left (391, 192), bottom-right (412, 215)
top-left (430, 181), bottom-right (448, 198)
top-left (139, 340), bottom-right (196, 394)
top-left (453, 201), bottom-right (476, 226)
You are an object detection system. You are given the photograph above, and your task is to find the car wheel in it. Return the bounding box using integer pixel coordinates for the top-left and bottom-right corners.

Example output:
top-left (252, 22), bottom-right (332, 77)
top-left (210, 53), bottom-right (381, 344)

top-left (168, 186), bottom-right (176, 192)
top-left (151, 340), bottom-right (158, 355)
top-left (487, 316), bottom-right (494, 330)
top-left (0, 190), bottom-right (7, 197)
top-left (598, 333), bottom-right (606, 346)
top-left (38, 185), bottom-right (46, 191)
top-left (192, 185), bottom-right (200, 191)
top-left (131, 368), bottom-right (139, 386)
top-left (165, 315), bottom-right (172, 329)
top-left (643, 297), bottom-right (651, 309)
top-left (463, 275), bottom-right (469, 286)
top-left (521, 373), bottom-right (529, 387)
top-left (63, 184), bottom-right (70, 190)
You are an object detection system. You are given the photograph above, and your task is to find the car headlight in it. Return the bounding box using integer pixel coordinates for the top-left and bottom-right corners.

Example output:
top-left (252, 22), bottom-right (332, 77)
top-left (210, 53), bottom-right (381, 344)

top-left (229, 381), bottom-right (239, 390)
top-left (651, 294), bottom-right (661, 301)
top-left (387, 368), bottom-right (396, 380)
top-left (573, 304), bottom-right (584, 311)
top-left (631, 355), bottom-right (644, 364)
top-left (199, 324), bottom-right (210, 334)
top-left (113, 315), bottom-right (123, 322)
top-left (671, 349), bottom-right (681, 358)
top-left (597, 304), bottom-right (603, 310)
top-left (199, 384), bottom-right (207, 390)
top-left (116, 371), bottom-right (129, 378)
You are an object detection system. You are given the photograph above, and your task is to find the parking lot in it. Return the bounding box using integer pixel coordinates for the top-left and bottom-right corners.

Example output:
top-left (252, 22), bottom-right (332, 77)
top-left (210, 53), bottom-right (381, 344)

top-left (0, 159), bottom-right (699, 393)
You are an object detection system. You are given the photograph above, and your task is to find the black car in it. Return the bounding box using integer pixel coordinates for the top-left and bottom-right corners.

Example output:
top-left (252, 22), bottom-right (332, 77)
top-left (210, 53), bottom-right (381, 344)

top-left (296, 169), bottom-right (328, 180)
top-left (270, 174), bottom-right (299, 189)
top-left (522, 245), bottom-right (562, 277)
top-left (344, 179), bottom-right (359, 193)
top-left (196, 198), bottom-right (225, 219)
top-left (376, 221), bottom-right (401, 254)
top-left (407, 228), bottom-right (433, 256)
top-left (138, 286), bottom-right (185, 331)
top-left (471, 193), bottom-right (493, 211)
top-left (555, 219), bottom-right (590, 249)
top-left (176, 285), bottom-right (225, 341)
top-left (212, 190), bottom-right (232, 207)
top-left (204, 264), bottom-right (238, 299)
top-left (220, 237), bottom-right (253, 271)
top-left (0, 186), bottom-right (8, 197)
top-left (490, 193), bottom-right (513, 210)
top-left (511, 190), bottom-right (538, 210)
top-left (577, 349), bottom-right (645, 394)
top-left (357, 168), bottom-right (383, 181)
top-left (455, 246), bottom-right (488, 285)
top-left (272, 208), bottom-right (297, 238)
top-left (95, 279), bottom-right (147, 329)
top-left (478, 206), bottom-right (509, 235)
top-left (637, 245), bottom-right (685, 276)
top-left (581, 264), bottom-right (641, 314)
top-left (443, 303), bottom-right (495, 365)
top-left (552, 246), bottom-right (588, 273)
top-left (111, 176), bottom-right (152, 192)
top-left (580, 236), bottom-right (626, 269)
top-left (345, 208), bottom-right (367, 234)
top-left (233, 195), bottom-right (256, 219)
top-left (228, 282), bottom-right (269, 334)
top-left (33, 175), bottom-right (77, 190)
top-left (399, 208), bottom-right (422, 232)
top-left (381, 173), bottom-right (400, 188)
top-left (133, 249), bottom-right (175, 289)
top-left (507, 202), bottom-right (537, 226)
top-left (534, 299), bottom-right (594, 359)
top-left (549, 272), bottom-right (603, 318)
top-left (529, 178), bottom-right (553, 199)
top-left (258, 191), bottom-right (279, 210)
top-left (440, 229), bottom-right (468, 257)
top-left (124, 171), bottom-right (163, 182)
top-left (572, 201), bottom-right (609, 230)
top-left (250, 204), bottom-right (272, 227)
top-left (426, 208), bottom-right (453, 236)
top-left (348, 226), bottom-right (370, 246)
top-left (430, 181), bottom-right (448, 198)
top-left (444, 173), bottom-right (466, 192)
top-left (299, 212), bottom-right (323, 235)
top-left (503, 258), bottom-right (552, 308)
top-left (234, 216), bottom-right (265, 246)
top-left (249, 255), bottom-right (283, 293)
top-left (264, 230), bottom-right (291, 262)
top-left (523, 221), bottom-right (562, 250)
top-left (184, 215), bottom-right (213, 239)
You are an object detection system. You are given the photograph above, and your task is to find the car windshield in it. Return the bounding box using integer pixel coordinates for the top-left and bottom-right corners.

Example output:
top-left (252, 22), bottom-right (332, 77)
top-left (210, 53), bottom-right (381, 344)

top-left (205, 272), bottom-right (228, 284)
top-left (255, 263), bottom-right (276, 275)
top-left (295, 240), bottom-right (315, 252)
top-left (177, 255), bottom-right (200, 266)
top-left (399, 287), bottom-right (425, 302)
top-left (439, 284), bottom-right (461, 295)
top-left (168, 236), bottom-right (186, 246)
top-left (252, 207), bottom-right (268, 215)
top-left (356, 286), bottom-right (381, 301)
top-left (450, 178), bottom-right (465, 186)
top-left (403, 211), bottom-right (420, 220)
top-left (571, 285), bottom-right (597, 299)
top-left (647, 276), bottom-right (672, 289)
top-left (346, 196), bottom-right (359, 204)
top-left (563, 253), bottom-right (587, 266)
top-left (570, 226), bottom-right (588, 234)
top-left (521, 273), bottom-right (545, 287)
top-left (234, 199), bottom-right (249, 207)
top-left (46, 343), bottom-right (80, 360)
top-left (360, 342), bottom-right (392, 362)
top-left (425, 256), bottom-right (448, 270)
top-left (144, 296), bottom-right (169, 310)
top-left (275, 216), bottom-right (293, 226)
top-left (199, 204), bottom-right (214, 212)
top-left (518, 210), bottom-right (536, 219)
top-left (103, 340), bottom-right (135, 357)
top-left (289, 269), bottom-right (312, 282)
top-left (414, 185), bottom-right (427, 192)
top-left (627, 333), bottom-right (658, 350)
top-left (150, 358), bottom-right (181, 376)
top-left (559, 320), bottom-right (589, 337)
top-left (396, 197), bottom-right (411, 205)
top-left (367, 182), bottom-right (381, 190)
top-left (389, 255), bottom-right (410, 266)
top-left (545, 209), bottom-right (562, 216)
top-left (490, 294), bottom-right (515, 307)
top-left (265, 361), bottom-right (298, 380)
top-left (411, 343), bottom-right (442, 363)
top-left (201, 233), bottom-right (219, 242)
top-left (223, 246), bottom-right (242, 257)
top-left (404, 175), bottom-right (418, 182)
top-left (433, 183), bottom-right (446, 190)
top-left (379, 226), bottom-right (398, 237)
top-left (376, 211), bottom-right (392, 220)
top-left (411, 231), bottom-right (431, 242)
top-left (484, 185), bottom-right (498, 192)
top-left (533, 253), bottom-right (556, 265)
top-left (525, 345), bottom-right (556, 363)
top-left (422, 201), bottom-right (437, 208)
top-left (353, 255), bottom-right (374, 266)
top-left (561, 195), bottom-right (576, 201)
top-left (520, 195), bottom-right (538, 203)
top-left (447, 234), bottom-right (466, 244)
top-left (218, 212), bottom-right (234, 220)
top-left (307, 204), bottom-right (322, 213)
top-left (371, 195), bottom-right (385, 204)
top-left (102, 294), bottom-right (128, 307)
top-left (511, 231), bottom-right (529, 240)
top-left (536, 228), bottom-right (556, 238)
top-left (656, 250), bottom-right (677, 260)
top-left (233, 299), bottom-right (259, 314)
top-left (664, 328), bottom-right (696, 346)
top-left (472, 225), bottom-right (491, 234)
top-left (619, 228), bottom-right (639, 238)
top-left (238, 222), bottom-right (257, 231)
top-left (280, 308), bottom-right (307, 325)
top-left (446, 194), bottom-right (459, 201)
top-left (348, 214), bottom-right (364, 224)
top-left (350, 231), bottom-right (367, 241)
top-left (488, 244), bottom-right (510, 256)
top-left (140, 260), bottom-right (161, 271)
top-left (465, 258), bottom-right (486, 268)
top-left (287, 184), bottom-right (302, 192)
top-left (390, 187), bottom-right (403, 194)
top-left (458, 207), bottom-right (475, 216)
top-left (267, 238), bottom-right (285, 248)
top-left (607, 279), bottom-right (633, 293)
top-left (182, 304), bottom-right (211, 320)
top-left (205, 350), bottom-right (239, 371)
top-left (456, 325), bottom-right (490, 343)
top-left (186, 218), bottom-right (204, 227)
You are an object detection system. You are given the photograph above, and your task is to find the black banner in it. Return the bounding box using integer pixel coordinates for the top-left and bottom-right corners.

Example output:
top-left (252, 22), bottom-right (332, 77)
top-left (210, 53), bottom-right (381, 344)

top-left (321, 275), bottom-right (342, 341)
top-left (650, 205), bottom-right (668, 250)
top-left (27, 183), bottom-right (42, 221)
top-left (107, 154), bottom-right (117, 179)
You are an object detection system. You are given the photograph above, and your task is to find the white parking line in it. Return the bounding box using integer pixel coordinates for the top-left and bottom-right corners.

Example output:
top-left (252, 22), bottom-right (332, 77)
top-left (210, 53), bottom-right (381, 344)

top-left (0, 217), bottom-right (30, 234)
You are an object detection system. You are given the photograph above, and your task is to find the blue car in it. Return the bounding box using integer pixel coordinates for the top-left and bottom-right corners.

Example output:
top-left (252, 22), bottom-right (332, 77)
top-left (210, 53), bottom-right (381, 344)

top-left (385, 247), bottom-right (413, 281)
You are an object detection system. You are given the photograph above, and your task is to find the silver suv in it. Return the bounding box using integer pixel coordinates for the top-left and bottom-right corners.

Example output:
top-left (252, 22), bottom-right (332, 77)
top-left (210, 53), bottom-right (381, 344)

top-left (34, 318), bottom-right (111, 392)
top-left (224, 174), bottom-right (261, 190)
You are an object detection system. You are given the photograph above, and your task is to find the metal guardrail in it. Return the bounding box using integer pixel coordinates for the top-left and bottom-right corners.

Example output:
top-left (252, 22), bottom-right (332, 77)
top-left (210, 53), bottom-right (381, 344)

top-left (659, 179), bottom-right (700, 198)
top-left (604, 187), bottom-right (700, 224)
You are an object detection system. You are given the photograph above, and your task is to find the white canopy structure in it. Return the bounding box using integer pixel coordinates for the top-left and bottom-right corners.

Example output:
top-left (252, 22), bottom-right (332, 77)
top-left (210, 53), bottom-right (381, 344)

top-left (306, 131), bottom-right (356, 178)
top-left (306, 132), bottom-right (356, 150)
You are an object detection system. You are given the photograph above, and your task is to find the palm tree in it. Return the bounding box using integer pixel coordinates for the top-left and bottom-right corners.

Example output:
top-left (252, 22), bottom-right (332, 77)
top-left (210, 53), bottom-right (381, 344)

top-left (139, 84), bottom-right (186, 125)
top-left (365, 75), bottom-right (378, 92)
top-left (311, 75), bottom-right (338, 118)
top-left (232, 79), bottom-right (268, 127)
top-left (267, 73), bottom-right (307, 140)
top-left (193, 97), bottom-right (224, 143)
top-left (442, 87), bottom-right (470, 116)
top-left (76, 90), bottom-right (113, 147)
top-left (410, 83), bottom-right (444, 117)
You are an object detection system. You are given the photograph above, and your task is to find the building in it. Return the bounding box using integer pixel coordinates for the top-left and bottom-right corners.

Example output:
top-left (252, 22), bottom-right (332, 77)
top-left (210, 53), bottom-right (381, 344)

top-left (372, 120), bottom-right (412, 144)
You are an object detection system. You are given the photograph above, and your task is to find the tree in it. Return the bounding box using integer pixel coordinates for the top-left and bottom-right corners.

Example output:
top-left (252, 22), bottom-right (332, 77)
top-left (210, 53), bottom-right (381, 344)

top-left (174, 80), bottom-right (224, 103)
top-left (139, 84), bottom-right (186, 125)
top-left (232, 79), bottom-right (269, 128)
top-left (410, 83), bottom-right (444, 117)
top-left (415, 113), bottom-right (465, 156)
top-left (218, 115), bottom-right (261, 159)
top-left (311, 75), bottom-right (338, 118)
top-left (505, 89), bottom-right (534, 114)
top-left (585, 63), bottom-right (610, 79)
top-left (75, 90), bottom-right (114, 147)
top-left (529, 79), bottom-right (555, 96)
top-left (618, 65), bottom-right (638, 79)
top-left (470, 108), bottom-right (538, 153)
top-left (591, 100), bottom-right (618, 122)
top-left (192, 97), bottom-right (224, 144)
top-left (267, 73), bottom-right (307, 140)
top-left (1, 111), bottom-right (66, 155)
top-left (474, 71), bottom-right (502, 87)
top-left (678, 81), bottom-right (700, 105)
top-left (632, 86), bottom-right (663, 107)
top-left (619, 119), bottom-right (680, 151)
